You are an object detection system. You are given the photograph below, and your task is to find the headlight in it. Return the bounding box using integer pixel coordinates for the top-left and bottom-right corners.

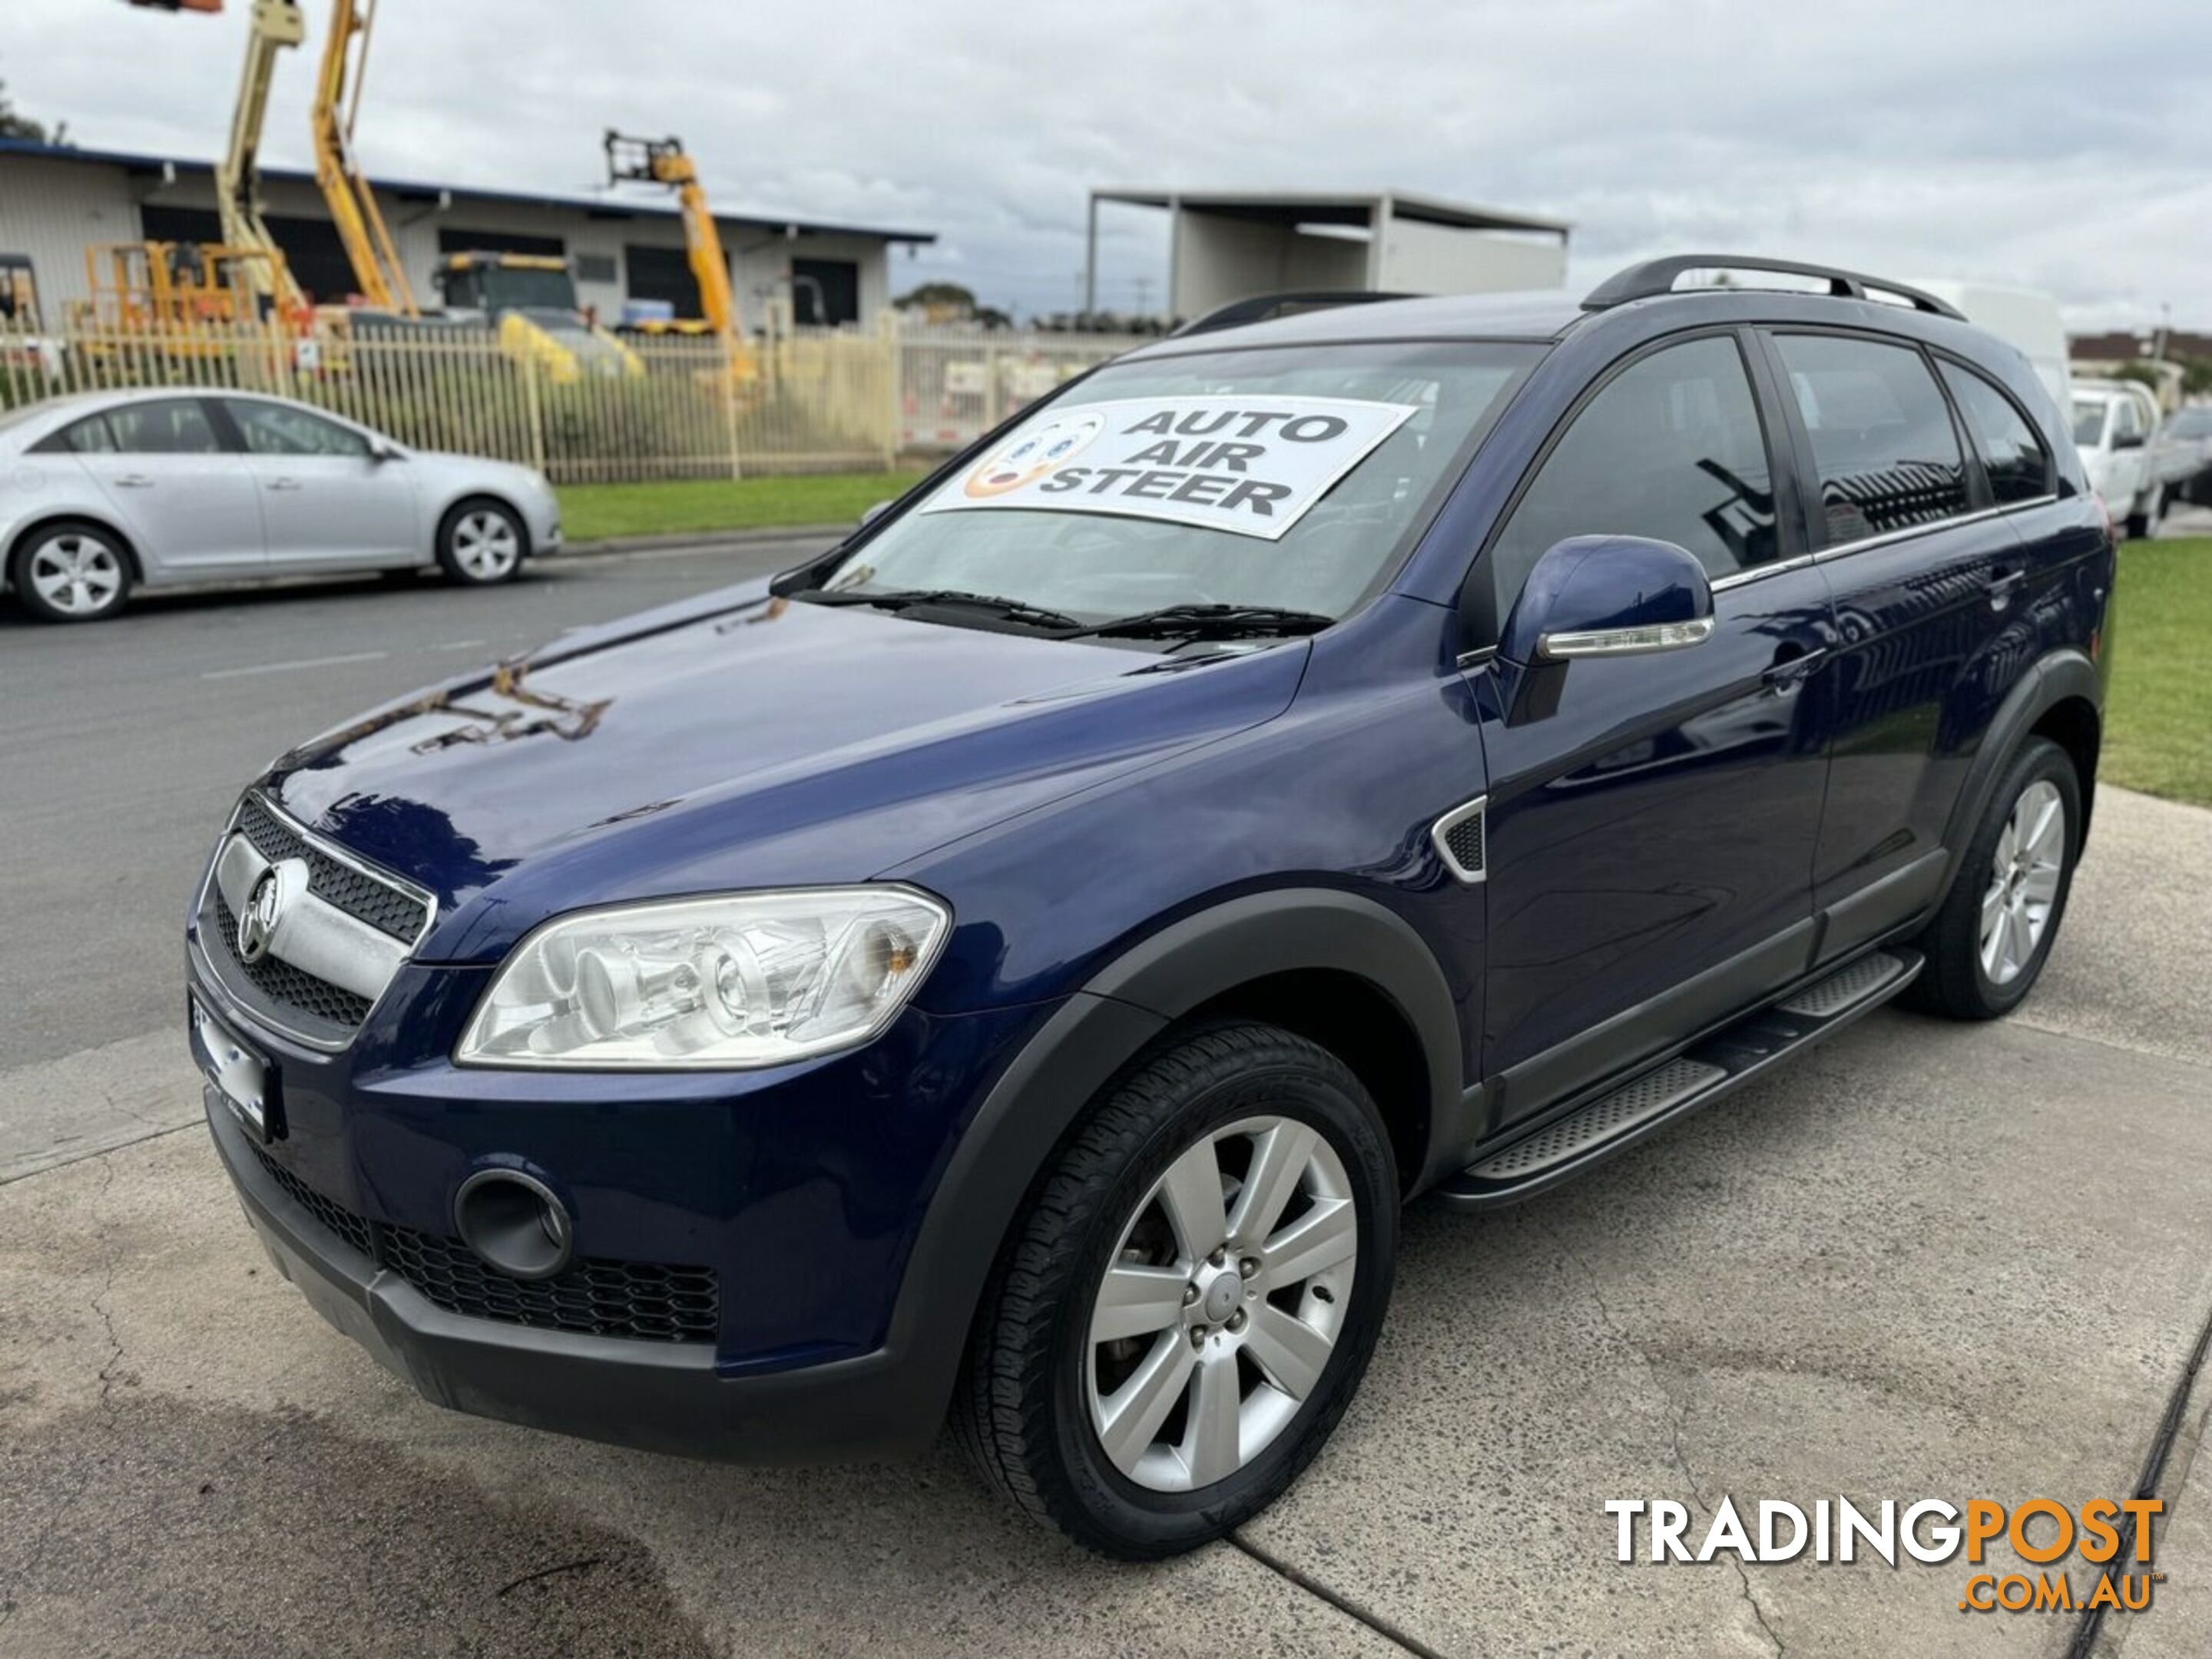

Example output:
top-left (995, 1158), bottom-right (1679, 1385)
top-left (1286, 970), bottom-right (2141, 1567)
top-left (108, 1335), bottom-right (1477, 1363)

top-left (455, 886), bottom-right (950, 1070)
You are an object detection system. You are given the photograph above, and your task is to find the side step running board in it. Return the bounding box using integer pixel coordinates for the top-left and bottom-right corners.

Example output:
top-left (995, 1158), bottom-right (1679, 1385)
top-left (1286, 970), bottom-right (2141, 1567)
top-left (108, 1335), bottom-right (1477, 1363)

top-left (1435, 948), bottom-right (1922, 1210)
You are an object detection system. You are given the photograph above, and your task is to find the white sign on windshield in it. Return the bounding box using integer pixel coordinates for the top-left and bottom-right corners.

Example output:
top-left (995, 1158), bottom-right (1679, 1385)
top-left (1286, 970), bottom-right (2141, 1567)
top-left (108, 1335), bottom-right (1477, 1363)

top-left (918, 394), bottom-right (1419, 542)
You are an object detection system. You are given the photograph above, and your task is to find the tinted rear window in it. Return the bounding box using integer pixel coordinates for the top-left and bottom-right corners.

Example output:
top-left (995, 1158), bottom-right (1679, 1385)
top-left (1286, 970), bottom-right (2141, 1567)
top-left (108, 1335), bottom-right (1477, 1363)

top-left (1777, 334), bottom-right (1969, 545)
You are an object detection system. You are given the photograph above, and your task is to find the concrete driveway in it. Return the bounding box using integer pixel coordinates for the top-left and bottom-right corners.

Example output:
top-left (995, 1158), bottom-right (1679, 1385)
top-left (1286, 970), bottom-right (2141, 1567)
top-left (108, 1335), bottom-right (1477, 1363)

top-left (2, 545), bottom-right (2207, 1656)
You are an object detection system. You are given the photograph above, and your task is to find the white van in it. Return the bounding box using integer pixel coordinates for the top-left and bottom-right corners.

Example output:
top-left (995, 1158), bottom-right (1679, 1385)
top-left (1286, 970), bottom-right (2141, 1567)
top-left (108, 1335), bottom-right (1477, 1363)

top-left (1909, 280), bottom-right (2072, 409)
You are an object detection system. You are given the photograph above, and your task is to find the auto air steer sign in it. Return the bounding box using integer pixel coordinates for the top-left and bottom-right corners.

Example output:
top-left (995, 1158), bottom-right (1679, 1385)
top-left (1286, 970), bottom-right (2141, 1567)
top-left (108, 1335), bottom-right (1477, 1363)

top-left (921, 395), bottom-right (1418, 541)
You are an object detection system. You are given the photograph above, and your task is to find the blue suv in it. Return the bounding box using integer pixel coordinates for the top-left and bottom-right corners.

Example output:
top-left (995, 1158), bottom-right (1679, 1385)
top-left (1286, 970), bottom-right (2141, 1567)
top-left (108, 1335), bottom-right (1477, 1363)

top-left (188, 257), bottom-right (2114, 1557)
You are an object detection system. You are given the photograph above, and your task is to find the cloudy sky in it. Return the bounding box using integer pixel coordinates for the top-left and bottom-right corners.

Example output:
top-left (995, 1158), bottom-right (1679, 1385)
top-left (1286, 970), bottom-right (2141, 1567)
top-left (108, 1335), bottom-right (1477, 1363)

top-left (3, 0), bottom-right (2204, 329)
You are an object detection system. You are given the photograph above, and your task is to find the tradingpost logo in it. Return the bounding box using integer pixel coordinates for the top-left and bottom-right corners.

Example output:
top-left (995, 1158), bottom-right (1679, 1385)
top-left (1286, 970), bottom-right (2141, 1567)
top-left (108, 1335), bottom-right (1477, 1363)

top-left (1605, 1496), bottom-right (2166, 1614)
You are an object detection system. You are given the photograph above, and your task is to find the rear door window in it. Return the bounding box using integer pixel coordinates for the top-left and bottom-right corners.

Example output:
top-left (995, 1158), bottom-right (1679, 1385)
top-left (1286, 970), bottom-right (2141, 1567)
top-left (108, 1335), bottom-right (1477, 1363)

top-left (1774, 334), bottom-right (1968, 545)
top-left (1488, 333), bottom-right (1780, 604)
top-left (1937, 362), bottom-right (2053, 505)
top-left (227, 399), bottom-right (373, 458)
top-left (103, 399), bottom-right (225, 455)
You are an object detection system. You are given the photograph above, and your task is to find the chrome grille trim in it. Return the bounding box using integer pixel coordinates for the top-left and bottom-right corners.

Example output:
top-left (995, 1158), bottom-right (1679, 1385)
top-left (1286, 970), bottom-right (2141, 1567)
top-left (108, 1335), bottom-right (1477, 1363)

top-left (240, 791), bottom-right (437, 951)
top-left (213, 834), bottom-right (412, 1002)
top-left (190, 792), bottom-right (438, 1051)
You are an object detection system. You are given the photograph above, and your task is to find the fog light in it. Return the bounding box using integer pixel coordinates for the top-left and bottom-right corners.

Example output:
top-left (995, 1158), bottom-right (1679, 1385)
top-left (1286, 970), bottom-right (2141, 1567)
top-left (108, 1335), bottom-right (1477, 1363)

top-left (453, 1169), bottom-right (573, 1280)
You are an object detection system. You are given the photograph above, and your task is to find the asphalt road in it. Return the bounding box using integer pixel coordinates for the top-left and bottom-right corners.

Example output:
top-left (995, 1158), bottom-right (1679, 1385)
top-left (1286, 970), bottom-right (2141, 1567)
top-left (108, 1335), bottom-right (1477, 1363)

top-left (2, 538), bottom-right (2210, 1655)
top-left (0, 535), bottom-right (830, 1074)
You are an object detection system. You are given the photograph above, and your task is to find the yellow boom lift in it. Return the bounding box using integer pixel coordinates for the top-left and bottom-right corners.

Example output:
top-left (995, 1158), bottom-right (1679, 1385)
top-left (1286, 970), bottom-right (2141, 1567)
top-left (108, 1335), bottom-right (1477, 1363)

top-left (311, 0), bottom-right (416, 313)
top-left (602, 131), bottom-right (753, 381)
top-left (217, 0), bottom-right (309, 310)
top-left (118, 0), bottom-right (310, 341)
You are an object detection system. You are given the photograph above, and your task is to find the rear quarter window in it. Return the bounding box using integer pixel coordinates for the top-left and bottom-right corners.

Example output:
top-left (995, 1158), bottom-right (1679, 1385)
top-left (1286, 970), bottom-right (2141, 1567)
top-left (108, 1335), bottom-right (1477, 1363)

top-left (1937, 360), bottom-right (2054, 504)
top-left (28, 413), bottom-right (118, 455)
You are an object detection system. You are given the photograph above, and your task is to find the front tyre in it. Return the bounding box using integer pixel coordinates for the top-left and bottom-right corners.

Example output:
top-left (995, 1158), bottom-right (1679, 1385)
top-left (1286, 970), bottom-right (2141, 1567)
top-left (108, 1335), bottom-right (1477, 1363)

top-left (11, 521), bottom-right (133, 623)
top-left (435, 498), bottom-right (526, 586)
top-left (1905, 737), bottom-right (2080, 1020)
top-left (958, 1022), bottom-right (1397, 1558)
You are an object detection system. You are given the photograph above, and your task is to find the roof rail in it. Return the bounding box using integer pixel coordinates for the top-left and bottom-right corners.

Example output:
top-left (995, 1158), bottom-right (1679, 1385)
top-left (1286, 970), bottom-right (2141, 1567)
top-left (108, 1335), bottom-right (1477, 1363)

top-left (1581, 256), bottom-right (1965, 321)
top-left (1171, 290), bottom-right (1417, 339)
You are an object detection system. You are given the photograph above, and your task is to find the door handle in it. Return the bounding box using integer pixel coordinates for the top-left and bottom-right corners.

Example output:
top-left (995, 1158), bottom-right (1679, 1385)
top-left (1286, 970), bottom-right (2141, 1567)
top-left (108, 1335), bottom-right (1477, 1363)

top-left (1987, 569), bottom-right (2026, 611)
top-left (112, 473), bottom-right (154, 488)
top-left (266, 478), bottom-right (303, 492)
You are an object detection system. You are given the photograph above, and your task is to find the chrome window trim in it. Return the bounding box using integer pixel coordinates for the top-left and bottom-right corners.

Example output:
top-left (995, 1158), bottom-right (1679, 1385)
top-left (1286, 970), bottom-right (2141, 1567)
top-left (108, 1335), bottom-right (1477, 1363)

top-left (1710, 552), bottom-right (1818, 593)
top-left (1429, 794), bottom-right (1488, 885)
top-left (1813, 492), bottom-right (2061, 561)
top-left (1707, 494), bottom-right (2061, 590)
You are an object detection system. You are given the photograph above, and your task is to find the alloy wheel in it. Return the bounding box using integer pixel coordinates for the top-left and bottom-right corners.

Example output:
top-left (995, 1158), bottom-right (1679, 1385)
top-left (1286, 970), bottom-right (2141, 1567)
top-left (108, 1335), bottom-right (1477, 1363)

top-left (1979, 779), bottom-right (2064, 985)
top-left (452, 511), bottom-right (520, 580)
top-left (27, 531), bottom-right (124, 617)
top-left (1085, 1114), bottom-right (1357, 1493)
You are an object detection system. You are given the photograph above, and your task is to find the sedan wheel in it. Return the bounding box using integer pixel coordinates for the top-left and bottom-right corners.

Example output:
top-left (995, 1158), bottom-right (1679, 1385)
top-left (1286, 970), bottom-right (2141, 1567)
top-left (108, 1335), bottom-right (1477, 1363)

top-left (12, 524), bottom-right (132, 623)
top-left (437, 502), bottom-right (525, 585)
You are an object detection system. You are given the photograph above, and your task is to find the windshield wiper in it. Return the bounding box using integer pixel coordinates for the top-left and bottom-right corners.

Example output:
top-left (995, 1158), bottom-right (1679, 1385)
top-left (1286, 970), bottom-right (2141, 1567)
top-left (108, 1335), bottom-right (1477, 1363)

top-left (1068, 602), bottom-right (1338, 640)
top-left (800, 588), bottom-right (1084, 631)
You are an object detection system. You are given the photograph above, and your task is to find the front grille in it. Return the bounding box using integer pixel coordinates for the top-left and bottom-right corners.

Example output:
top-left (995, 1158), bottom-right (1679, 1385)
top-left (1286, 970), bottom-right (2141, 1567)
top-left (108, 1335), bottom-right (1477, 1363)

top-left (234, 795), bottom-right (430, 944)
top-left (253, 1142), bottom-right (377, 1259)
top-left (380, 1227), bottom-right (721, 1343)
top-left (248, 1142), bottom-right (720, 1346)
top-left (214, 892), bottom-right (373, 1028)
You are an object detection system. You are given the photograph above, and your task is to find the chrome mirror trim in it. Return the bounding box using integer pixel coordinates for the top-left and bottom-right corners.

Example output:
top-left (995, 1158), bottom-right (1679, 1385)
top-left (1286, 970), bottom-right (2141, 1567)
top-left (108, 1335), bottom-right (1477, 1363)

top-left (1537, 616), bottom-right (1715, 661)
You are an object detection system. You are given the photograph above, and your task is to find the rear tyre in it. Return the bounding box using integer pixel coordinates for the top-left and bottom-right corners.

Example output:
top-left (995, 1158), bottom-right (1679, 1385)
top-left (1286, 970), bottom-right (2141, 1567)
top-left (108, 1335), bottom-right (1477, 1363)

top-left (956, 1021), bottom-right (1397, 1558)
top-left (435, 498), bottom-right (526, 586)
top-left (2125, 483), bottom-right (2161, 541)
top-left (1902, 737), bottom-right (2080, 1021)
top-left (10, 520), bottom-right (133, 623)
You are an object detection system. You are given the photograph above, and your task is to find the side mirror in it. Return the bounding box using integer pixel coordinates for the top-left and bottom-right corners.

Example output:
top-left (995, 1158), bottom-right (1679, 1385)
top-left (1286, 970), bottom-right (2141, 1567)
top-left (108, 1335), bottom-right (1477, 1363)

top-left (1499, 535), bottom-right (1714, 666)
top-left (369, 442), bottom-right (403, 463)
top-left (2111, 430), bottom-right (2146, 452)
top-left (859, 499), bottom-right (894, 527)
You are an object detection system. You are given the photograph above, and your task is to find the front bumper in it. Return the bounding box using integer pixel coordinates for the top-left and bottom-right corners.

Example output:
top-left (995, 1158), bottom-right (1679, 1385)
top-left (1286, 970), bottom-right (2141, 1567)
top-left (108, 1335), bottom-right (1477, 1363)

top-left (207, 1093), bottom-right (939, 1462)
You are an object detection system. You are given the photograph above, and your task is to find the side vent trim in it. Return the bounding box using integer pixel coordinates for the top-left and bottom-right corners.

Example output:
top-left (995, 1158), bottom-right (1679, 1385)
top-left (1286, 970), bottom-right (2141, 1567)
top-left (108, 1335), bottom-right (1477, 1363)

top-left (1431, 796), bottom-right (1487, 884)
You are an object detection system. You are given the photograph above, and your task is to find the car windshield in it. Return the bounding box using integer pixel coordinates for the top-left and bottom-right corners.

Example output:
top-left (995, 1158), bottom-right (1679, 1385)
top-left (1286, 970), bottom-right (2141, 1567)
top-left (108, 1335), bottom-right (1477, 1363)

top-left (2071, 399), bottom-right (2108, 446)
top-left (813, 340), bottom-right (1542, 627)
top-left (2167, 408), bottom-right (2212, 439)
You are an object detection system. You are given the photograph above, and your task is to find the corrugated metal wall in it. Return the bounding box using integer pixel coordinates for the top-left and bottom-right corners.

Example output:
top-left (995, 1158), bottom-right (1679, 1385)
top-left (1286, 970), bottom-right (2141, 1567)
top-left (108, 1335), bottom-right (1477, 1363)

top-left (0, 155), bottom-right (144, 311)
top-left (0, 153), bottom-right (896, 329)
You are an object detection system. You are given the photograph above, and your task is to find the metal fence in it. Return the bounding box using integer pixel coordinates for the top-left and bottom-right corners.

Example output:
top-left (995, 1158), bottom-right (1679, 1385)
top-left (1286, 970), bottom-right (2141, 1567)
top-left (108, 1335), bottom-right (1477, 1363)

top-left (0, 315), bottom-right (1149, 482)
top-left (895, 326), bottom-right (1154, 455)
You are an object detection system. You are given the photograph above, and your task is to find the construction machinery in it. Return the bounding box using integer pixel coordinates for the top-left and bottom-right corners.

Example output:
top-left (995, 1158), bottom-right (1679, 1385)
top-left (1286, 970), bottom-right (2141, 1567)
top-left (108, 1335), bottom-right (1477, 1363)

top-left (603, 131), bottom-right (754, 381)
top-left (434, 251), bottom-right (641, 383)
top-left (310, 0), bottom-right (417, 313)
top-left (0, 255), bottom-right (41, 326)
top-left (71, 240), bottom-right (300, 356)
top-left (216, 0), bottom-right (308, 310)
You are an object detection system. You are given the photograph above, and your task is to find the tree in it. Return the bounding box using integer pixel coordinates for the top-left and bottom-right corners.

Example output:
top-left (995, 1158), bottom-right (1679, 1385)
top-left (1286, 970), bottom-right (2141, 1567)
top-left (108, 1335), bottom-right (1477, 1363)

top-left (2181, 359), bottom-right (2212, 399)
top-left (0, 76), bottom-right (65, 144)
top-left (2110, 361), bottom-right (2163, 390)
top-left (894, 282), bottom-right (980, 316)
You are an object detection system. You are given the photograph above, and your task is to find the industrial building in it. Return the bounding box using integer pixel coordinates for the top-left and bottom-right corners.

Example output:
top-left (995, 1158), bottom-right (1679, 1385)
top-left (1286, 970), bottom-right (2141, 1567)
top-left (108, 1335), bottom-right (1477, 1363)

top-left (1084, 187), bottom-right (1570, 320)
top-left (0, 136), bottom-right (935, 329)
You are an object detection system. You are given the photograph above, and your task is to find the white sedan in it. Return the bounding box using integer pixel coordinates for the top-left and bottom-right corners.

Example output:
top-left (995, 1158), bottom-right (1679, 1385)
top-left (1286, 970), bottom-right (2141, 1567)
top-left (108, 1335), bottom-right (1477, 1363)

top-left (0, 389), bottom-right (562, 622)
